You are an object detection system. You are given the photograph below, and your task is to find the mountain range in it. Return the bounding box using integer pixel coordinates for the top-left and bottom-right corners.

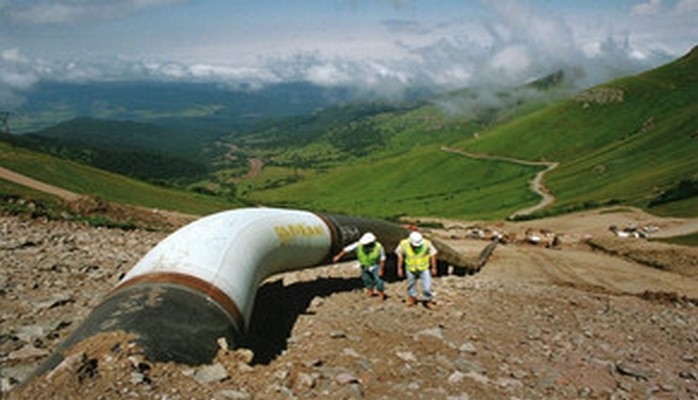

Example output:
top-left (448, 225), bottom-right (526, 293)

top-left (0, 45), bottom-right (696, 223)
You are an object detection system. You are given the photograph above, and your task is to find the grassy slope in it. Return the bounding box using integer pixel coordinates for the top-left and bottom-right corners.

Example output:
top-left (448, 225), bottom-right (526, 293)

top-left (451, 47), bottom-right (698, 217)
top-left (0, 142), bottom-right (240, 216)
top-left (246, 48), bottom-right (697, 220)
top-left (244, 104), bottom-right (544, 220)
top-left (249, 144), bottom-right (539, 220)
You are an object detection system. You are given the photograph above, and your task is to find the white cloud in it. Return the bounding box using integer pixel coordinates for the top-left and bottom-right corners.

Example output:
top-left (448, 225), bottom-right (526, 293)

top-left (305, 64), bottom-right (353, 86)
top-left (489, 44), bottom-right (531, 79)
top-left (1, 49), bottom-right (37, 88)
top-left (338, 0), bottom-right (413, 10)
top-left (1, 0), bottom-right (188, 25)
top-left (0, 70), bottom-right (38, 90)
top-left (0, 0), bottom-right (692, 108)
top-left (381, 19), bottom-right (431, 35)
top-left (675, 0), bottom-right (698, 12)
top-left (632, 0), bottom-right (663, 15)
top-left (0, 48), bottom-right (39, 107)
top-left (2, 48), bottom-right (28, 63)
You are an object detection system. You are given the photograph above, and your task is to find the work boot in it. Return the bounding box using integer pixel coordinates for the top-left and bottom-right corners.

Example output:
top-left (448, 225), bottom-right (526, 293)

top-left (423, 299), bottom-right (436, 309)
top-left (407, 296), bottom-right (417, 307)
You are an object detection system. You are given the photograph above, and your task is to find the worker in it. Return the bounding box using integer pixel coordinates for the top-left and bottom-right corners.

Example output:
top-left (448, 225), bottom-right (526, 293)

top-left (332, 232), bottom-right (387, 300)
top-left (395, 231), bottom-right (438, 308)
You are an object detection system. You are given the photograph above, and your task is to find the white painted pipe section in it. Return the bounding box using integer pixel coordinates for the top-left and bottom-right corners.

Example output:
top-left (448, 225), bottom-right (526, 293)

top-left (121, 207), bottom-right (333, 331)
top-left (27, 206), bottom-right (479, 381)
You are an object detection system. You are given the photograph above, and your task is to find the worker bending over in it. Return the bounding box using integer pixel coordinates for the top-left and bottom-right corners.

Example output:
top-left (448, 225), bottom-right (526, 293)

top-left (333, 232), bottom-right (387, 300)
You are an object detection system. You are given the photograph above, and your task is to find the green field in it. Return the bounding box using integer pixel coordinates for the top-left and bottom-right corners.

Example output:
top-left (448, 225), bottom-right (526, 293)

top-left (245, 144), bottom-right (541, 220)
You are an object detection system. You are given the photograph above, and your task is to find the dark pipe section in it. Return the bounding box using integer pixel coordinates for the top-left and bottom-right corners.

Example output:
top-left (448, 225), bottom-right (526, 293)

top-left (317, 212), bottom-right (411, 256)
top-left (28, 282), bottom-right (239, 380)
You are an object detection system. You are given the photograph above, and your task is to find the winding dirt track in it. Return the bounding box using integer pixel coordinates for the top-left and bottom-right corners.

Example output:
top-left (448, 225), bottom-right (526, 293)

top-left (441, 146), bottom-right (558, 218)
top-left (440, 146), bottom-right (698, 236)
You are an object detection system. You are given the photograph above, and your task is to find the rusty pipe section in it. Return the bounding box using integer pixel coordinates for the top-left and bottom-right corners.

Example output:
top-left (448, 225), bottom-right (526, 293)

top-left (29, 207), bottom-right (469, 379)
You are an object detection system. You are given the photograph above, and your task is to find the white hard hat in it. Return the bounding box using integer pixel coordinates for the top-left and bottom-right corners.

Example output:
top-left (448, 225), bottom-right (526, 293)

top-left (409, 231), bottom-right (424, 246)
top-left (359, 232), bottom-right (376, 245)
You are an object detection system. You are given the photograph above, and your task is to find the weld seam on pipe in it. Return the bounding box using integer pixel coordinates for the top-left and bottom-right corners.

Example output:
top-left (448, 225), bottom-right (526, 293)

top-left (111, 271), bottom-right (244, 333)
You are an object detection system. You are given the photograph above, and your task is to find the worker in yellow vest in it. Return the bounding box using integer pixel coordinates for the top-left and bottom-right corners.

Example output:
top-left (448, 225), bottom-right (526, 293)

top-left (333, 232), bottom-right (387, 300)
top-left (395, 231), bottom-right (438, 308)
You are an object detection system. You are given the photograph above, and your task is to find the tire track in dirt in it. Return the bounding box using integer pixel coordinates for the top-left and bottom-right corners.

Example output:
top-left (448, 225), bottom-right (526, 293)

top-left (462, 238), bottom-right (698, 298)
top-left (441, 146), bottom-right (558, 218)
top-left (0, 166), bottom-right (83, 201)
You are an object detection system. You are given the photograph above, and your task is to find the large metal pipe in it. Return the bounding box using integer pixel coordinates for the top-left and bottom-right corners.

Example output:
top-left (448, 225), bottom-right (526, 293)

top-left (28, 207), bottom-right (473, 379)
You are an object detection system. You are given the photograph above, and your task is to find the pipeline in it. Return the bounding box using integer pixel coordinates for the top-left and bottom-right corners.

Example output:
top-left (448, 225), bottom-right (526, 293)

top-left (28, 207), bottom-right (473, 379)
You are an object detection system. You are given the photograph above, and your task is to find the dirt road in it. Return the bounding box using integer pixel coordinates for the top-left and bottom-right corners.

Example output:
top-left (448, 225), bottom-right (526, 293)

top-left (0, 166), bottom-right (83, 201)
top-left (0, 166), bottom-right (197, 229)
top-left (240, 157), bottom-right (264, 181)
top-left (650, 218), bottom-right (698, 238)
top-left (425, 206), bottom-right (698, 295)
top-left (441, 146), bottom-right (558, 218)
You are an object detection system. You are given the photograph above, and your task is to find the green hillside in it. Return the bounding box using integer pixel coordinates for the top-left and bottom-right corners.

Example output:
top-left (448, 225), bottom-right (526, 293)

top-left (238, 101), bottom-right (553, 219)
top-left (243, 46), bottom-right (698, 219)
top-left (242, 144), bottom-right (539, 220)
top-left (2, 48), bottom-right (695, 222)
top-left (449, 45), bottom-right (698, 217)
top-left (8, 118), bottom-right (216, 185)
top-left (0, 142), bottom-right (240, 216)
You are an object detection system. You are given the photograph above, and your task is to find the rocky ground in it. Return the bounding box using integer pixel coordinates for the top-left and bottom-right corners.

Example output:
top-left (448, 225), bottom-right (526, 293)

top-left (1, 206), bottom-right (697, 399)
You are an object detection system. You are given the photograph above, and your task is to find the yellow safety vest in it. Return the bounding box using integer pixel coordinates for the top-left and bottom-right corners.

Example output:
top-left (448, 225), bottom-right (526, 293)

top-left (357, 243), bottom-right (382, 267)
top-left (400, 239), bottom-right (432, 272)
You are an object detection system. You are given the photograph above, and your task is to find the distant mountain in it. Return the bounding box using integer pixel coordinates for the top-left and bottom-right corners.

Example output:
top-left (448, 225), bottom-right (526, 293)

top-left (26, 117), bottom-right (205, 160)
top-left (220, 68), bottom-right (575, 169)
top-left (2, 47), bottom-right (695, 220)
top-left (3, 81), bottom-right (372, 184)
top-left (2, 78), bottom-right (433, 186)
top-left (10, 81), bottom-right (360, 134)
top-left (6, 118), bottom-right (210, 185)
top-left (457, 44), bottom-right (698, 216)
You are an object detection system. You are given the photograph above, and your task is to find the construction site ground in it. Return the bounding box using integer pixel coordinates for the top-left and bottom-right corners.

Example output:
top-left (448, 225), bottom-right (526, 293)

top-left (1, 194), bottom-right (697, 399)
top-left (1, 166), bottom-right (698, 399)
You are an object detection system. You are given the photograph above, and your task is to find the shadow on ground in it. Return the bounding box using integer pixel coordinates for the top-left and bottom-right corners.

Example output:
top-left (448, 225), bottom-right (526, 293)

top-left (243, 256), bottom-right (479, 365)
top-left (244, 275), bottom-right (362, 364)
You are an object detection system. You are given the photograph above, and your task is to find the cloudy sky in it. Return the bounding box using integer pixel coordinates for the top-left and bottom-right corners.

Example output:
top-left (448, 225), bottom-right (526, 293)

top-left (1, 0), bottom-right (696, 107)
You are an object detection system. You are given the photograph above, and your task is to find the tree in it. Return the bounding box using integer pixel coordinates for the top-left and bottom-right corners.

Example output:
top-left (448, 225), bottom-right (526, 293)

top-left (1, 112), bottom-right (10, 134)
